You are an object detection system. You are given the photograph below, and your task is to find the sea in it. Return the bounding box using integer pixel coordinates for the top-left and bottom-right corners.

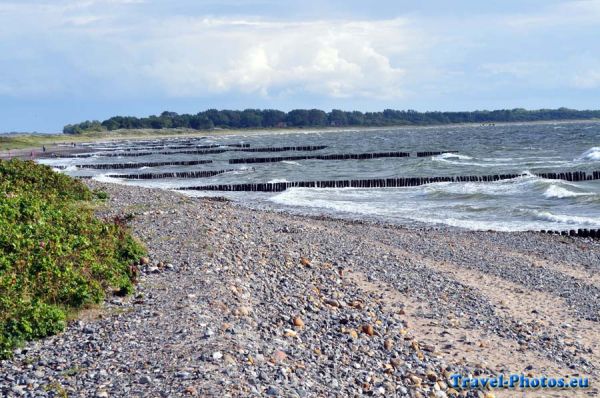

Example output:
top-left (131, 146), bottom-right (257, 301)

top-left (38, 121), bottom-right (600, 232)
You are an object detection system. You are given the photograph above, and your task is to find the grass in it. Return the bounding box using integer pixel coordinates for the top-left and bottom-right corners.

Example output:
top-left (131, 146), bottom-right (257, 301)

top-left (0, 128), bottom-right (238, 151)
top-left (0, 159), bottom-right (146, 358)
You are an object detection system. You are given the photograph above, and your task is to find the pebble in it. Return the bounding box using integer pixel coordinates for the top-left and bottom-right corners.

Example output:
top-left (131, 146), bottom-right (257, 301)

top-left (138, 375), bottom-right (152, 384)
top-left (292, 316), bottom-right (304, 328)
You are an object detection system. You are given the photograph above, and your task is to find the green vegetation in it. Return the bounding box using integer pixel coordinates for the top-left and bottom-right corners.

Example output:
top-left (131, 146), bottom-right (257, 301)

top-left (63, 107), bottom-right (600, 134)
top-left (0, 160), bottom-right (145, 358)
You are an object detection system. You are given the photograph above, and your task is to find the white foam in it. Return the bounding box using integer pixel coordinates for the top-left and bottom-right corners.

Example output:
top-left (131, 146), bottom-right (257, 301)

top-left (543, 185), bottom-right (594, 199)
top-left (576, 147), bottom-right (600, 161)
top-left (281, 160), bottom-right (301, 166)
top-left (432, 153), bottom-right (473, 160)
top-left (268, 178), bottom-right (288, 183)
top-left (533, 211), bottom-right (600, 226)
top-left (93, 174), bottom-right (125, 184)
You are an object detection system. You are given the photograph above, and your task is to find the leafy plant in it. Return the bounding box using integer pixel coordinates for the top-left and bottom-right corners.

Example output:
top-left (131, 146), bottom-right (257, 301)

top-left (0, 160), bottom-right (145, 358)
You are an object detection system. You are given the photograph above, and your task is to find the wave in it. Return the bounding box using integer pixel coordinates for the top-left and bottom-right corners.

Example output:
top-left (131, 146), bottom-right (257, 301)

top-left (224, 167), bottom-right (255, 175)
top-left (268, 178), bottom-right (288, 183)
top-left (543, 185), bottom-right (595, 199)
top-left (281, 160), bottom-right (301, 166)
top-left (93, 174), bottom-right (124, 184)
top-left (432, 153), bottom-right (472, 160)
top-left (575, 147), bottom-right (600, 161)
top-left (532, 211), bottom-right (600, 226)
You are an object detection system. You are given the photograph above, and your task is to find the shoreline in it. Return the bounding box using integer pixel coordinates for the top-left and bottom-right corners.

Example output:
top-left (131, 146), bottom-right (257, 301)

top-left (1, 180), bottom-right (597, 397)
top-left (1, 118), bottom-right (599, 158)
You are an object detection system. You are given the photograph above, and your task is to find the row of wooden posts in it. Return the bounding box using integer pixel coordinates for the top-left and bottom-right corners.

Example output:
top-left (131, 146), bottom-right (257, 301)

top-left (541, 229), bottom-right (600, 238)
top-left (70, 159), bottom-right (214, 170)
top-left (108, 169), bottom-right (235, 179)
top-left (103, 143), bottom-right (250, 152)
top-left (228, 151), bottom-right (410, 164)
top-left (54, 145), bottom-right (329, 158)
top-left (177, 170), bottom-right (600, 192)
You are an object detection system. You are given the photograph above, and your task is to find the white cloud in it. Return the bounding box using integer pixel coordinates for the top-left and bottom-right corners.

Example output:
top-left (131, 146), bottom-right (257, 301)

top-left (0, 1), bottom-right (430, 99)
top-left (120, 18), bottom-right (417, 99)
top-left (0, 0), bottom-right (598, 105)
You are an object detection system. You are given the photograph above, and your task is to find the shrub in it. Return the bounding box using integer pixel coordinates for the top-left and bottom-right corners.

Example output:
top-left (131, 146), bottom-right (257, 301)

top-left (0, 160), bottom-right (145, 358)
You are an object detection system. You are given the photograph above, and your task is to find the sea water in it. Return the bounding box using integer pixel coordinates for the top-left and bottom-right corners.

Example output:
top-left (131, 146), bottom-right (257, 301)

top-left (38, 121), bottom-right (600, 231)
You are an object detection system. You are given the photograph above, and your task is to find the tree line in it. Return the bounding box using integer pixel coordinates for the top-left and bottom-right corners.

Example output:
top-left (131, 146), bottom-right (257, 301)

top-left (63, 108), bottom-right (600, 134)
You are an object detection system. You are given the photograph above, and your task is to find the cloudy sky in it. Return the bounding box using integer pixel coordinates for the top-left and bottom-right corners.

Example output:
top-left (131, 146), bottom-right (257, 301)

top-left (0, 0), bottom-right (599, 132)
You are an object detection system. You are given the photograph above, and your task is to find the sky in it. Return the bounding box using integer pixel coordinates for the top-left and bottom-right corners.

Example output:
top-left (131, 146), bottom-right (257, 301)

top-left (0, 0), bottom-right (599, 133)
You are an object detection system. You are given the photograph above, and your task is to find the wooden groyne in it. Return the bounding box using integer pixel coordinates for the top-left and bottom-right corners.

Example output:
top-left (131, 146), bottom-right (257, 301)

top-left (229, 151), bottom-right (411, 164)
top-left (56, 145), bottom-right (328, 159)
top-left (108, 169), bottom-right (235, 180)
top-left (75, 160), bottom-right (213, 170)
top-left (103, 143), bottom-right (250, 152)
top-left (236, 145), bottom-right (327, 153)
top-left (178, 170), bottom-right (600, 192)
top-left (541, 229), bottom-right (600, 238)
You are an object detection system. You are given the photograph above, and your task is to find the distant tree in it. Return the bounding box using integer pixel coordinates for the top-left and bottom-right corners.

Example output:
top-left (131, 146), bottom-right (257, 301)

top-left (261, 109), bottom-right (286, 127)
top-left (63, 108), bottom-right (600, 134)
top-left (240, 109), bottom-right (263, 128)
top-left (328, 109), bottom-right (348, 126)
top-left (286, 109), bottom-right (311, 126)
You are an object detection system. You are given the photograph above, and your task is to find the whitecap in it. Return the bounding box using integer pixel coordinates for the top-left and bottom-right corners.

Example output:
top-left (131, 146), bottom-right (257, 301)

top-left (281, 160), bottom-right (301, 166)
top-left (532, 210), bottom-right (600, 226)
top-left (575, 147), bottom-right (600, 161)
top-left (543, 185), bottom-right (594, 199)
top-left (432, 152), bottom-right (473, 160)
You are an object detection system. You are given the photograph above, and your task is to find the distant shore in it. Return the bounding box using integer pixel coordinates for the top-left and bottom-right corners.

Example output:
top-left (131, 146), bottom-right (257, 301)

top-left (2, 118), bottom-right (599, 158)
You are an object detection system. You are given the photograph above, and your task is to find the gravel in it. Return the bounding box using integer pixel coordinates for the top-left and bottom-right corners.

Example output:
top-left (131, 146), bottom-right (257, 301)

top-left (1, 181), bottom-right (598, 397)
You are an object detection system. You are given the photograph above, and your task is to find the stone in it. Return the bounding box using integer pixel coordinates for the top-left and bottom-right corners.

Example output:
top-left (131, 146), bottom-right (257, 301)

top-left (384, 339), bottom-right (393, 350)
top-left (139, 375), bottom-right (152, 384)
top-left (266, 386), bottom-right (279, 396)
top-left (362, 324), bottom-right (374, 336)
top-left (212, 351), bottom-right (223, 361)
top-left (300, 257), bottom-right (311, 266)
top-left (237, 306), bottom-right (251, 316)
top-left (140, 257), bottom-right (150, 265)
top-left (83, 325), bottom-right (95, 334)
top-left (223, 354), bottom-right (236, 365)
top-left (272, 350), bottom-right (287, 363)
top-left (292, 316), bottom-right (304, 328)
top-left (284, 329), bottom-right (297, 338)
top-left (176, 371), bottom-right (191, 379)
top-left (426, 371), bottom-right (438, 382)
top-left (95, 391), bottom-right (109, 398)
top-left (409, 375), bottom-right (422, 387)
top-left (324, 299), bottom-right (340, 307)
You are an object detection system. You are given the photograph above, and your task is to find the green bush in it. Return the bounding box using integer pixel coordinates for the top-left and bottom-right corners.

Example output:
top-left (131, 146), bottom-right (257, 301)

top-left (0, 160), bottom-right (145, 358)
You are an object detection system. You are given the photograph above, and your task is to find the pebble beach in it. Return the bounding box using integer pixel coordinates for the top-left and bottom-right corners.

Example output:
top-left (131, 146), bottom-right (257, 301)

top-left (1, 181), bottom-right (599, 397)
